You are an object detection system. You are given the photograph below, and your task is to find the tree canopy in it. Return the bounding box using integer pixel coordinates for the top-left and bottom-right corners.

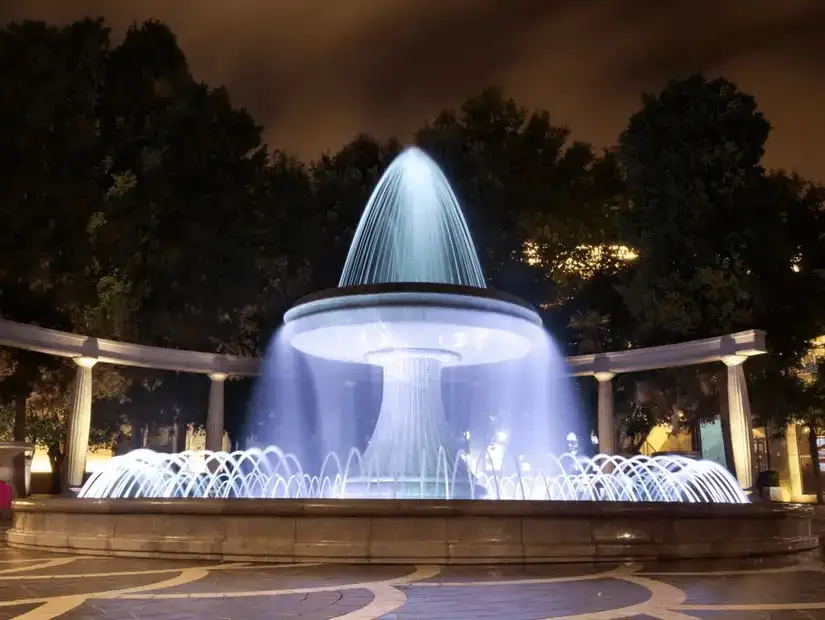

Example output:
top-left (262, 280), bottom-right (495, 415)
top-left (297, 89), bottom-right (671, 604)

top-left (610, 76), bottom-right (825, 436)
top-left (0, 18), bottom-right (300, 459)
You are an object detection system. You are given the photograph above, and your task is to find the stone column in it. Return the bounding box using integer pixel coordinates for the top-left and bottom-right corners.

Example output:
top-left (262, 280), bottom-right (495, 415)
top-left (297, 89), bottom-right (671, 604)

top-left (594, 372), bottom-right (616, 455)
top-left (785, 423), bottom-right (804, 500)
top-left (170, 418), bottom-right (180, 453)
top-left (722, 354), bottom-right (755, 490)
top-left (206, 372), bottom-right (227, 452)
top-left (63, 356), bottom-right (98, 492)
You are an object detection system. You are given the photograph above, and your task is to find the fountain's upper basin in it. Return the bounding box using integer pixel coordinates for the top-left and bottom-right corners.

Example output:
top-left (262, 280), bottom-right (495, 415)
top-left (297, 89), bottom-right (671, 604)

top-left (283, 283), bottom-right (544, 366)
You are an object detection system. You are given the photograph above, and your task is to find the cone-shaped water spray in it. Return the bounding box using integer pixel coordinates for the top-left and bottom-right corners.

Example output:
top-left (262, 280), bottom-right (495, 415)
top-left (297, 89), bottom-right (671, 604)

top-left (339, 147), bottom-right (486, 288)
top-left (278, 147), bottom-right (550, 496)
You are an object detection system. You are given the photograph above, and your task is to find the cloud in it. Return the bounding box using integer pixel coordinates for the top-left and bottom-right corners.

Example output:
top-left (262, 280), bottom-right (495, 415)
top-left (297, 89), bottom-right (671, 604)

top-left (1, 0), bottom-right (824, 179)
top-left (605, 0), bottom-right (825, 81)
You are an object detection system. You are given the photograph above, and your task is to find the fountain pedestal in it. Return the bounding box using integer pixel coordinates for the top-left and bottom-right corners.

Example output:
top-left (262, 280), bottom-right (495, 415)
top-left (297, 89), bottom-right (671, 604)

top-left (342, 352), bottom-right (480, 499)
top-left (282, 283), bottom-right (544, 499)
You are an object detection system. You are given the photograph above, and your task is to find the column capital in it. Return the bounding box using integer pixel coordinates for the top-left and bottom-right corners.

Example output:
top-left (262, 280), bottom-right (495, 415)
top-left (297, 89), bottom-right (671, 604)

top-left (594, 371), bottom-right (615, 383)
top-left (208, 372), bottom-right (228, 382)
top-left (73, 356), bottom-right (98, 369)
top-left (722, 354), bottom-right (747, 367)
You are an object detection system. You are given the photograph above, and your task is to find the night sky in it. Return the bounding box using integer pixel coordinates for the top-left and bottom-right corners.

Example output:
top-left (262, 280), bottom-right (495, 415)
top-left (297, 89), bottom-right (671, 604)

top-left (3, 0), bottom-right (824, 180)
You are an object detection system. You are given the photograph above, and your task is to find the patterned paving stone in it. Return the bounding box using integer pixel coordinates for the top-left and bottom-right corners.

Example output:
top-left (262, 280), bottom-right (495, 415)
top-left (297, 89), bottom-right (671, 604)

top-left (0, 571), bottom-right (183, 599)
top-left (10, 556), bottom-right (222, 576)
top-left (0, 544), bottom-right (821, 619)
top-left (155, 564), bottom-right (414, 595)
top-left (395, 578), bottom-right (651, 619)
top-left (62, 590), bottom-right (375, 620)
top-left (687, 612), bottom-right (825, 619)
top-left (0, 605), bottom-right (41, 619)
top-left (417, 561), bottom-right (619, 582)
top-left (652, 571), bottom-right (825, 606)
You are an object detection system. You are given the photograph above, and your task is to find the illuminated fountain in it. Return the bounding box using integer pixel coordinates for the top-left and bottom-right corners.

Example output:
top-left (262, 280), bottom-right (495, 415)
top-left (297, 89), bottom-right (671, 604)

top-left (79, 147), bottom-right (747, 504)
top-left (81, 448), bottom-right (747, 502)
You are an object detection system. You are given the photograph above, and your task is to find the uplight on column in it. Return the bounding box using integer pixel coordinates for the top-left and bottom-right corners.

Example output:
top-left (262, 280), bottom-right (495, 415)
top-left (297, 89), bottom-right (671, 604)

top-left (63, 356), bottom-right (98, 492)
top-left (594, 371), bottom-right (616, 455)
top-left (722, 354), bottom-right (755, 490)
top-left (206, 372), bottom-right (228, 453)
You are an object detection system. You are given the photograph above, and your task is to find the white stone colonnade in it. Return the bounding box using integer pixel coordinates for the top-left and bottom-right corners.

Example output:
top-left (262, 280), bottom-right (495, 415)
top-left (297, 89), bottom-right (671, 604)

top-left (0, 319), bottom-right (257, 492)
top-left (0, 318), bottom-right (767, 491)
top-left (567, 330), bottom-right (767, 490)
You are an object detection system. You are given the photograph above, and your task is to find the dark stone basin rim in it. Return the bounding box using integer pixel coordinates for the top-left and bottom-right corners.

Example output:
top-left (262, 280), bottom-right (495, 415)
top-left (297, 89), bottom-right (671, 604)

top-left (284, 283), bottom-right (541, 325)
top-left (12, 497), bottom-right (812, 519)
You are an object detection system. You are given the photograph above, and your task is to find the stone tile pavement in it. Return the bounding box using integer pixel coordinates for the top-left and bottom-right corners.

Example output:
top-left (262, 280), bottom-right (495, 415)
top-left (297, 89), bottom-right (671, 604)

top-left (0, 544), bottom-right (822, 619)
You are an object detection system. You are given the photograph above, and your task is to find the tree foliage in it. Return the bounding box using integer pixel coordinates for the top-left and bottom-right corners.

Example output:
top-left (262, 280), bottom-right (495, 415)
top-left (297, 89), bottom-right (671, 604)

top-left (582, 75), bottom-right (825, 449)
top-left (0, 18), bottom-right (302, 456)
top-left (615, 75), bottom-right (770, 344)
top-left (414, 88), bottom-right (623, 328)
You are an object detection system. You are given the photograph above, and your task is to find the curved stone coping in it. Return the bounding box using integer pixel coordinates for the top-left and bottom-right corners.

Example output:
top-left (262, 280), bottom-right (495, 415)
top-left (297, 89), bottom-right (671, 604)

top-left (8, 498), bottom-right (817, 564)
top-left (0, 441), bottom-right (34, 457)
top-left (566, 328), bottom-right (766, 376)
top-left (0, 318), bottom-right (258, 375)
top-left (7, 497), bottom-right (812, 517)
top-left (284, 283), bottom-right (542, 326)
top-left (290, 282), bottom-right (537, 311)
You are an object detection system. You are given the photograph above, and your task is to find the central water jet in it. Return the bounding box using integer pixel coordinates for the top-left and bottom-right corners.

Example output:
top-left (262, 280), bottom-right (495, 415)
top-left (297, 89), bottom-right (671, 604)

top-left (339, 147), bottom-right (485, 288)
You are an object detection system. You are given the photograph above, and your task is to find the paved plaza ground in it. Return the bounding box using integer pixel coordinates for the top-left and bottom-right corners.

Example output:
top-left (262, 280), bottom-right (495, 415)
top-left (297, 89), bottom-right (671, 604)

top-left (0, 543), bottom-right (822, 619)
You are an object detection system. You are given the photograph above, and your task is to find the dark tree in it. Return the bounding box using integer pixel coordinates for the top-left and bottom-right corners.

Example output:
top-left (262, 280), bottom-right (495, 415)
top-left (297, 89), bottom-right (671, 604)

top-left (607, 75), bottom-right (825, 464)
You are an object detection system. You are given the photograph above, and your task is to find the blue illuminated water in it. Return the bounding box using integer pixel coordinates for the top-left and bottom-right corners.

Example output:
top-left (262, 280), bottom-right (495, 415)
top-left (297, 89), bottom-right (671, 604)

top-left (339, 147), bottom-right (485, 288)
